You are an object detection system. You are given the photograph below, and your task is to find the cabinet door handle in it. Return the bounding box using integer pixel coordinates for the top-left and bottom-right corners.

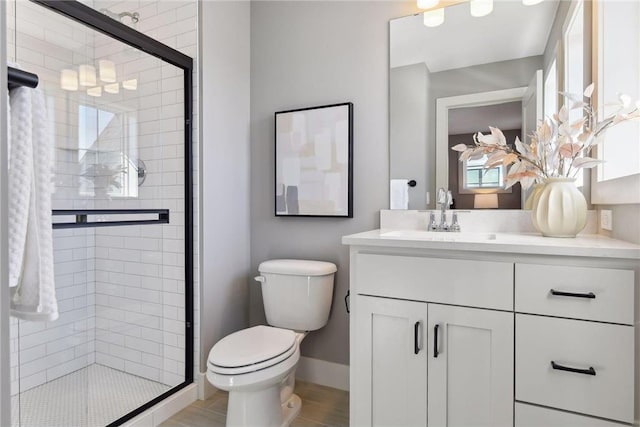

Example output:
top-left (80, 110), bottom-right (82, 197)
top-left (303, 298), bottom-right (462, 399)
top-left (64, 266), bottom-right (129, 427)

top-left (414, 321), bottom-right (421, 354)
top-left (551, 361), bottom-right (596, 376)
top-left (550, 289), bottom-right (596, 299)
top-left (344, 290), bottom-right (350, 314)
top-left (433, 324), bottom-right (439, 358)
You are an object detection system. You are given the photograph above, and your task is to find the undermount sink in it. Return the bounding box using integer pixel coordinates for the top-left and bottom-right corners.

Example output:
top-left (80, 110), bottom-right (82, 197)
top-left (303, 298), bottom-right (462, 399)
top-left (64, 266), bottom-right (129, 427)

top-left (380, 230), bottom-right (497, 242)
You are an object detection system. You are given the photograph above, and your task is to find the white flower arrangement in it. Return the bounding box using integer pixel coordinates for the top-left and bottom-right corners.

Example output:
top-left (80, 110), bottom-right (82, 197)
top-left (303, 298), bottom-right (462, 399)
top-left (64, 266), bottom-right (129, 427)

top-left (452, 83), bottom-right (640, 189)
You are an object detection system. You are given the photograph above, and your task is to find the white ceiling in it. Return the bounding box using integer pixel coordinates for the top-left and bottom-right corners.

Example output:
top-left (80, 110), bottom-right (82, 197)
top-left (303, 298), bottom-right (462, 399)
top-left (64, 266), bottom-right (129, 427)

top-left (391, 0), bottom-right (560, 72)
top-left (449, 101), bottom-right (522, 135)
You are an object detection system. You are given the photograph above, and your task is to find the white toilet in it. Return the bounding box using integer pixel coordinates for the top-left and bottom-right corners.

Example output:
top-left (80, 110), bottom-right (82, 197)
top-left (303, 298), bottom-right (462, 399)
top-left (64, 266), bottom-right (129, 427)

top-left (207, 259), bottom-right (336, 427)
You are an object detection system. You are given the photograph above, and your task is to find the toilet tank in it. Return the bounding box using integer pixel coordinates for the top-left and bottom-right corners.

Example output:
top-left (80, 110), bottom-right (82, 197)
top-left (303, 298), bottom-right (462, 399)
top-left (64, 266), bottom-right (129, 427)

top-left (257, 259), bottom-right (336, 331)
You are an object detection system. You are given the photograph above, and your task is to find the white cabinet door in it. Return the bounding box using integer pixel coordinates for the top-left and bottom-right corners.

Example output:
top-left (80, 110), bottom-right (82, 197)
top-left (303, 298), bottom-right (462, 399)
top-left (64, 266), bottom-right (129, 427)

top-left (428, 304), bottom-right (514, 427)
top-left (352, 295), bottom-right (428, 427)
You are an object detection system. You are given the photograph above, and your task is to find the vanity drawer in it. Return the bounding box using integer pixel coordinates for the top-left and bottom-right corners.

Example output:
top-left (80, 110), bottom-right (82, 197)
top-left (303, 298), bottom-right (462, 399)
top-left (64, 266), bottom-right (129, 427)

top-left (515, 403), bottom-right (627, 427)
top-left (515, 264), bottom-right (634, 324)
top-left (516, 314), bottom-right (634, 423)
top-left (354, 253), bottom-right (513, 310)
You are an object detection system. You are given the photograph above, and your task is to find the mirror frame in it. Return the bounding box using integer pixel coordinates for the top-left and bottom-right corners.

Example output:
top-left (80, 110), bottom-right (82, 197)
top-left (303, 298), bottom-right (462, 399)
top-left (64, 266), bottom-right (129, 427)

top-left (590, 0), bottom-right (640, 204)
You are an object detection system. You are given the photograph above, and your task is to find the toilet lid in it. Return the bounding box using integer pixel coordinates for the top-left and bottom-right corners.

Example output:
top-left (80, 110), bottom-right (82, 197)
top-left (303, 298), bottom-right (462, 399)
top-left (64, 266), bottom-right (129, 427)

top-left (208, 325), bottom-right (296, 369)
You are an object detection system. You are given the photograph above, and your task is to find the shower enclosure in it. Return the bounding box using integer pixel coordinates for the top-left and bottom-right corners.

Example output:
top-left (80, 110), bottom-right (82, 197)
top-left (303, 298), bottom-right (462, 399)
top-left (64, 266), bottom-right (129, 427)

top-left (6, 1), bottom-right (193, 425)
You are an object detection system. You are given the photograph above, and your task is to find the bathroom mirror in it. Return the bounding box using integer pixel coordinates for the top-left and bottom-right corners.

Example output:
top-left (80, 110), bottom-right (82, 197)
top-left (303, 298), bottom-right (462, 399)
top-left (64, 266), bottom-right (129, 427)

top-left (390, 0), bottom-right (589, 209)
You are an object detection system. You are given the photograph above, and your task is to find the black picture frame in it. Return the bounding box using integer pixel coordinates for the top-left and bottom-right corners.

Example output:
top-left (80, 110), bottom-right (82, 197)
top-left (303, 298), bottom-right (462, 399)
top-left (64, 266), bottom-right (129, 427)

top-left (274, 102), bottom-right (353, 218)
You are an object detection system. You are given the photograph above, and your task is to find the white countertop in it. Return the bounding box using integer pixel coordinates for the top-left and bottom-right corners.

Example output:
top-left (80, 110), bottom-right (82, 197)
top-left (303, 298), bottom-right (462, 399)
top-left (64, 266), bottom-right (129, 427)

top-left (342, 229), bottom-right (640, 260)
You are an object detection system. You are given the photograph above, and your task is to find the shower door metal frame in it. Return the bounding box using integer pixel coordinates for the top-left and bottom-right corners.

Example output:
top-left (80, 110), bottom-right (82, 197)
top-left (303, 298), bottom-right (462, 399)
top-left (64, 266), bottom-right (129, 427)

top-left (26, 1), bottom-right (194, 426)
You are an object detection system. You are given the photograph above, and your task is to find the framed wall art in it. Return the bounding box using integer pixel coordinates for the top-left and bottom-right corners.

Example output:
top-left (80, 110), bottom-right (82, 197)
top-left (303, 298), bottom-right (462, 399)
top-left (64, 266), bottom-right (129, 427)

top-left (274, 102), bottom-right (353, 217)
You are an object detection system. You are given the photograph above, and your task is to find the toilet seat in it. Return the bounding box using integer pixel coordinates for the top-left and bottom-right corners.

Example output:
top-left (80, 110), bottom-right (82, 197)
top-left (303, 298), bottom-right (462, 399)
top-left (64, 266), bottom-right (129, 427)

top-left (208, 325), bottom-right (297, 375)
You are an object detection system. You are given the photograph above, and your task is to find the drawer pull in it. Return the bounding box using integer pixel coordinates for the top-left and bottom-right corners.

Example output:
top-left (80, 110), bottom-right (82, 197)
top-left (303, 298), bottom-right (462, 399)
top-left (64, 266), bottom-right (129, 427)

top-left (550, 289), bottom-right (596, 299)
top-left (551, 361), bottom-right (596, 376)
top-left (414, 321), bottom-right (421, 354)
top-left (433, 324), bottom-right (439, 358)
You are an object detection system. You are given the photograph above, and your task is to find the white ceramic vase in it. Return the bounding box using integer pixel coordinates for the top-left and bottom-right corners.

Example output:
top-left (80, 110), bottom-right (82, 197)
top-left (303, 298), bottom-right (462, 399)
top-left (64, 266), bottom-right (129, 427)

top-left (531, 177), bottom-right (587, 237)
top-left (524, 183), bottom-right (545, 210)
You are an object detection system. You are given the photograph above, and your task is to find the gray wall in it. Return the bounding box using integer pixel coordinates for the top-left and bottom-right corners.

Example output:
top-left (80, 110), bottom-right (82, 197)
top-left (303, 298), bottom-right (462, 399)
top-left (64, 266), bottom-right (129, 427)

top-left (250, 1), bottom-right (415, 365)
top-left (390, 63), bottom-right (431, 210)
top-left (199, 1), bottom-right (251, 369)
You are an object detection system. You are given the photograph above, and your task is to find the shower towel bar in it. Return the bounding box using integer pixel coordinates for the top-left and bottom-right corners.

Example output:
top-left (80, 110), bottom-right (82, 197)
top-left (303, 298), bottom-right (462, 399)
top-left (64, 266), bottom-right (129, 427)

top-left (7, 66), bottom-right (39, 90)
top-left (52, 209), bottom-right (169, 229)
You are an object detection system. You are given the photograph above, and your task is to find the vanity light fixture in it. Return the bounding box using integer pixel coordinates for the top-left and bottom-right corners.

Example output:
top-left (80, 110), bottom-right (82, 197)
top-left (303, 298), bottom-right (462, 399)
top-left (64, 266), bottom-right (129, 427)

top-left (98, 59), bottom-right (116, 83)
top-left (60, 69), bottom-right (78, 91)
top-left (470, 0), bottom-right (493, 17)
top-left (522, 0), bottom-right (543, 5)
top-left (423, 8), bottom-right (445, 27)
top-left (78, 64), bottom-right (96, 87)
top-left (417, 0), bottom-right (439, 9)
top-left (87, 86), bottom-right (102, 97)
top-left (104, 82), bottom-right (119, 94)
top-left (122, 78), bottom-right (137, 90)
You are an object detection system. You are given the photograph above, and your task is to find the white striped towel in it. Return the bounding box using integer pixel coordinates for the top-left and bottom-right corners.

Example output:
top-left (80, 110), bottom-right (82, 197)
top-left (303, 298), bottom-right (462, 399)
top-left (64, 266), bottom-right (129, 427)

top-left (8, 85), bottom-right (57, 321)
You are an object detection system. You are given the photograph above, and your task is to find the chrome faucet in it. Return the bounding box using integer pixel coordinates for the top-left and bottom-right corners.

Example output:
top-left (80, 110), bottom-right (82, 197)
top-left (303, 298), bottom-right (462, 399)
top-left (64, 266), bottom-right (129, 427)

top-left (436, 188), bottom-right (451, 231)
top-left (430, 188), bottom-right (460, 232)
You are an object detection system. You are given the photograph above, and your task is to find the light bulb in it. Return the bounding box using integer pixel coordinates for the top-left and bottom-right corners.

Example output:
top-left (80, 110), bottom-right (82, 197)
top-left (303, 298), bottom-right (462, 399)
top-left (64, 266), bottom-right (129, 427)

top-left (104, 83), bottom-right (119, 94)
top-left (470, 0), bottom-right (493, 17)
top-left (122, 79), bottom-right (138, 90)
top-left (60, 69), bottom-right (78, 91)
top-left (78, 64), bottom-right (96, 86)
top-left (87, 86), bottom-right (102, 97)
top-left (423, 8), bottom-right (444, 27)
top-left (99, 59), bottom-right (116, 83)
top-left (417, 0), bottom-right (439, 9)
top-left (522, 0), bottom-right (543, 5)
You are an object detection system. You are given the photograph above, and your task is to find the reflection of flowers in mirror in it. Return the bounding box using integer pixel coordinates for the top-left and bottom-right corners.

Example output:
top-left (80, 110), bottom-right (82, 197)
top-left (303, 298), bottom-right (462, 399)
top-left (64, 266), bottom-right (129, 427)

top-left (452, 83), bottom-right (640, 190)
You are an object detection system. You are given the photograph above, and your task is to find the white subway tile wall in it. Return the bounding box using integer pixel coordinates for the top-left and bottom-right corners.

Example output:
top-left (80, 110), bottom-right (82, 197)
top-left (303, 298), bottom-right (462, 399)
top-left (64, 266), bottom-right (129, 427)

top-left (7, 0), bottom-right (199, 403)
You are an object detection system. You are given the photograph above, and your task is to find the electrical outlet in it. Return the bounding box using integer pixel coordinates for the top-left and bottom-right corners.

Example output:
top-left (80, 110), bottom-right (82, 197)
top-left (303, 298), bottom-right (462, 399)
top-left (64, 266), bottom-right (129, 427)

top-left (601, 209), bottom-right (613, 231)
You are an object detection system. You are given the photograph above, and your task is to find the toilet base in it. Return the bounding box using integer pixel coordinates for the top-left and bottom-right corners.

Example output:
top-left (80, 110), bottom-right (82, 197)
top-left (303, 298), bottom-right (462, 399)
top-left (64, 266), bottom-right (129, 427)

top-left (281, 394), bottom-right (301, 426)
top-left (226, 386), bottom-right (301, 427)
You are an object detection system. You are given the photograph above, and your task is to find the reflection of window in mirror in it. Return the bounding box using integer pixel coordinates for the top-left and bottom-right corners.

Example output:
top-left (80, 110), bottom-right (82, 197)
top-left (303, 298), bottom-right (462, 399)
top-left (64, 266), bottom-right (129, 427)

top-left (592, 0), bottom-right (640, 204)
top-left (462, 155), bottom-right (505, 190)
top-left (78, 104), bottom-right (139, 198)
top-left (563, 1), bottom-right (585, 187)
top-left (563, 1), bottom-right (584, 121)
top-left (544, 58), bottom-right (558, 119)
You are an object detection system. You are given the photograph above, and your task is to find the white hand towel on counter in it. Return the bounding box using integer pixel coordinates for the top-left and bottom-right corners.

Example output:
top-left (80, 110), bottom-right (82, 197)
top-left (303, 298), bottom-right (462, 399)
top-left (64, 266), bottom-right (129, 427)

top-left (390, 179), bottom-right (409, 210)
top-left (8, 86), bottom-right (57, 321)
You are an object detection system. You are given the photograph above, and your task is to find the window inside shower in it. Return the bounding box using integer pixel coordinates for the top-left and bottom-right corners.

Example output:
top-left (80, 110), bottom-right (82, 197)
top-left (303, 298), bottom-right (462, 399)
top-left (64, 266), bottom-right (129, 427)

top-left (6, 1), bottom-right (193, 426)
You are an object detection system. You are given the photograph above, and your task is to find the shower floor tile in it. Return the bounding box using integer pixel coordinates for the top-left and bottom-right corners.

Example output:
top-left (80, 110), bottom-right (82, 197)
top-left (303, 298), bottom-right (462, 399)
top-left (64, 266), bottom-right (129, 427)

top-left (11, 364), bottom-right (170, 427)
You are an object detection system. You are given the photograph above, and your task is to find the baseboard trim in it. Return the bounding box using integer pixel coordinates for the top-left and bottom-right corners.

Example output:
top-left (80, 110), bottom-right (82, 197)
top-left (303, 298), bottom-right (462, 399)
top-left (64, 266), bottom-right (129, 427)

top-left (122, 383), bottom-right (197, 427)
top-left (197, 370), bottom-right (217, 400)
top-left (296, 356), bottom-right (349, 391)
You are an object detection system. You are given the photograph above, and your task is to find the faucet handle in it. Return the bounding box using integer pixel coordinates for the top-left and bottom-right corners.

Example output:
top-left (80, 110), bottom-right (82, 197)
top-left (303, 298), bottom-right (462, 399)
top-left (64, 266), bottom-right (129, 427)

top-left (450, 212), bottom-right (461, 232)
top-left (428, 212), bottom-right (438, 231)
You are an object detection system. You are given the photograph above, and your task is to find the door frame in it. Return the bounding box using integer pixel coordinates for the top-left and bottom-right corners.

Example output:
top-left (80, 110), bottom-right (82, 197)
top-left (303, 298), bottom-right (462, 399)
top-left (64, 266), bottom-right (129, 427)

top-left (435, 87), bottom-right (527, 194)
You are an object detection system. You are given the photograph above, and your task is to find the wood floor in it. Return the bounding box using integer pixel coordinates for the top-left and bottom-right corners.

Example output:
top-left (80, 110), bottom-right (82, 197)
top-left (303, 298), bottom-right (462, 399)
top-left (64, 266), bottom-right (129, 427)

top-left (159, 380), bottom-right (349, 427)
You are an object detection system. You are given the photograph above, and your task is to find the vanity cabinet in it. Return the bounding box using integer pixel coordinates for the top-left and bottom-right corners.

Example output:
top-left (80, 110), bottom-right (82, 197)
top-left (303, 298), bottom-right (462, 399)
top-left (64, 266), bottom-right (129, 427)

top-left (344, 234), bottom-right (638, 427)
top-left (351, 254), bottom-right (514, 426)
top-left (427, 304), bottom-right (513, 427)
top-left (514, 263), bottom-right (635, 425)
top-left (353, 296), bottom-right (427, 426)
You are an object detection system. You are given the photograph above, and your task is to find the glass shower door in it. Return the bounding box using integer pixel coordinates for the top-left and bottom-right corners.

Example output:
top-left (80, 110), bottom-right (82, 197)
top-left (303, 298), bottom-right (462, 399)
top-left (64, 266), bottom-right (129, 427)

top-left (7, 1), bottom-right (191, 425)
